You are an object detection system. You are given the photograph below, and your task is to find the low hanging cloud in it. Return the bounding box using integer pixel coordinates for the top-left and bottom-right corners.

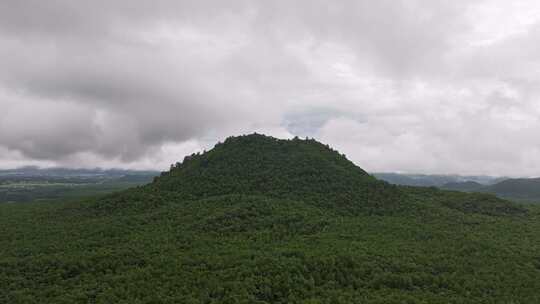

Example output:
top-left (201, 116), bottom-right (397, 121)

top-left (1, 0), bottom-right (540, 176)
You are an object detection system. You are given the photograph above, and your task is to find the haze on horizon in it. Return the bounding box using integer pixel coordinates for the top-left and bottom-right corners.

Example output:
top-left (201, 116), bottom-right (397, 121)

top-left (1, 0), bottom-right (540, 177)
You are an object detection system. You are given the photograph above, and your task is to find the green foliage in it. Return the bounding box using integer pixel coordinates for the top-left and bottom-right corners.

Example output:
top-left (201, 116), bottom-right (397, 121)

top-left (440, 178), bottom-right (540, 203)
top-left (151, 134), bottom-right (404, 214)
top-left (485, 177), bottom-right (540, 202)
top-left (1, 134), bottom-right (540, 303)
top-left (438, 191), bottom-right (527, 216)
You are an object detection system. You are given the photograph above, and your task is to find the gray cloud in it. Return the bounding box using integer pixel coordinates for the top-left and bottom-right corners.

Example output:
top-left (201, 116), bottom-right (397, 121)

top-left (1, 0), bottom-right (540, 176)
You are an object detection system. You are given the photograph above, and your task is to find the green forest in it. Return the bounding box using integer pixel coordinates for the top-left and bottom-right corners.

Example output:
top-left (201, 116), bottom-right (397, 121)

top-left (2, 134), bottom-right (539, 303)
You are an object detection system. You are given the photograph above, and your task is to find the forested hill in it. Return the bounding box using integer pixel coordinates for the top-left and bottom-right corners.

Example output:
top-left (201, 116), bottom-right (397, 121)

top-left (440, 178), bottom-right (540, 202)
top-left (2, 134), bottom-right (540, 303)
top-left (375, 172), bottom-right (540, 202)
top-left (485, 177), bottom-right (540, 201)
top-left (149, 134), bottom-right (403, 214)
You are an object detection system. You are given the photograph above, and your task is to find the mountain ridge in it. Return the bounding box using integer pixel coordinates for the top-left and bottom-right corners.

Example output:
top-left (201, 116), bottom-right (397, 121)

top-left (376, 172), bottom-right (540, 202)
top-left (441, 177), bottom-right (540, 202)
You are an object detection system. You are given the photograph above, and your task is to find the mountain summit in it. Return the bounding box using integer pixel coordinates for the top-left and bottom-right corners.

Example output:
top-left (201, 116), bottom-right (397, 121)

top-left (151, 134), bottom-right (402, 213)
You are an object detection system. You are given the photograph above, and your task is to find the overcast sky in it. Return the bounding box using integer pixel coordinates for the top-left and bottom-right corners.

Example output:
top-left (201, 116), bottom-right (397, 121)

top-left (1, 0), bottom-right (540, 176)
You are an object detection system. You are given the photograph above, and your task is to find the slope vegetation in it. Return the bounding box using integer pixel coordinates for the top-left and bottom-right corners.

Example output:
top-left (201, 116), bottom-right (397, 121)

top-left (150, 134), bottom-right (403, 214)
top-left (441, 178), bottom-right (540, 202)
top-left (1, 134), bottom-right (539, 303)
top-left (486, 178), bottom-right (540, 201)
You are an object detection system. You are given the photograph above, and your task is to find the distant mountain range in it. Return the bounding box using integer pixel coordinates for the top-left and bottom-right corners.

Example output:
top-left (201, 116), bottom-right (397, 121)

top-left (0, 167), bottom-right (160, 203)
top-left (374, 173), bottom-right (540, 202)
top-left (372, 173), bottom-right (506, 187)
top-left (440, 178), bottom-right (540, 202)
top-left (0, 166), bottom-right (159, 179)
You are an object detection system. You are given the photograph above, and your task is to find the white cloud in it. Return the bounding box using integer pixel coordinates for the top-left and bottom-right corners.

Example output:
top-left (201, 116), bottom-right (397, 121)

top-left (1, 0), bottom-right (540, 176)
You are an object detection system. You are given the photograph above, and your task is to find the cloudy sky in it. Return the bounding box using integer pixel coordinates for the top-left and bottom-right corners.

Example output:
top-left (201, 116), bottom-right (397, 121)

top-left (1, 0), bottom-right (540, 176)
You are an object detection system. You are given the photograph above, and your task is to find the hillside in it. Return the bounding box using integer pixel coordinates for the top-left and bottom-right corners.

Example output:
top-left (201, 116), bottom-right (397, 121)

top-left (374, 173), bottom-right (504, 187)
top-left (485, 178), bottom-right (540, 201)
top-left (149, 134), bottom-right (403, 215)
top-left (1, 134), bottom-right (540, 303)
top-left (439, 178), bottom-right (540, 202)
top-left (377, 172), bottom-right (540, 203)
top-left (440, 181), bottom-right (484, 192)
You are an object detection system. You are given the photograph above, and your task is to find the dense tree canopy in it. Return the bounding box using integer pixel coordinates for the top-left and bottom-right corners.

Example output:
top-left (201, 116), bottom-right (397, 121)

top-left (1, 134), bottom-right (539, 303)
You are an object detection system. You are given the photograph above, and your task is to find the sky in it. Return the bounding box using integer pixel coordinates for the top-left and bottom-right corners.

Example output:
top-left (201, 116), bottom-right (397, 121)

top-left (1, 0), bottom-right (540, 176)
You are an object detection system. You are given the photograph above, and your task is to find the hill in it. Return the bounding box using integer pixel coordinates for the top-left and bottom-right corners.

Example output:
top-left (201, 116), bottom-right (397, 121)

top-left (373, 173), bottom-right (460, 187)
top-left (1, 134), bottom-right (539, 303)
top-left (484, 178), bottom-right (540, 202)
top-left (149, 134), bottom-right (402, 215)
top-left (374, 173), bottom-right (504, 187)
top-left (440, 181), bottom-right (485, 192)
top-left (439, 178), bottom-right (540, 203)
top-left (377, 172), bottom-right (540, 203)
